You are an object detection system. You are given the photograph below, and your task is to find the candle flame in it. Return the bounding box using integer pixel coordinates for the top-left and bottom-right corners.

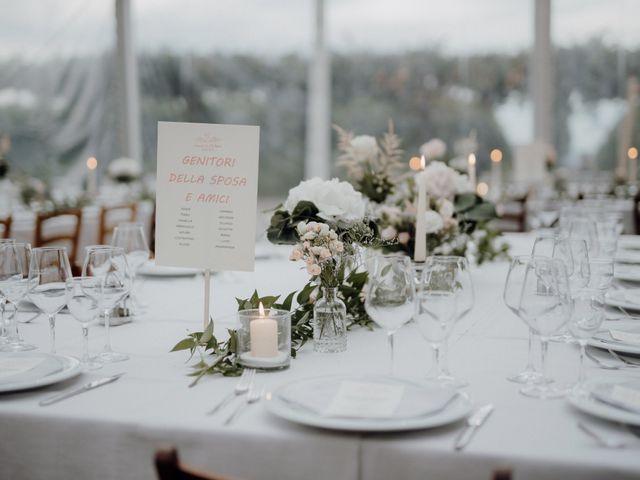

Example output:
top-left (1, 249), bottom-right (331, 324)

top-left (628, 147), bottom-right (638, 160)
top-left (490, 149), bottom-right (503, 163)
top-left (258, 302), bottom-right (265, 317)
top-left (468, 153), bottom-right (476, 166)
top-left (86, 157), bottom-right (98, 170)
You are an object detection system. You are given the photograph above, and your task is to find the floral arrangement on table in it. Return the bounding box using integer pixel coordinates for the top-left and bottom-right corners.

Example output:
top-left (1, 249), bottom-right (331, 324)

top-left (107, 157), bottom-right (143, 184)
top-left (335, 124), bottom-right (509, 264)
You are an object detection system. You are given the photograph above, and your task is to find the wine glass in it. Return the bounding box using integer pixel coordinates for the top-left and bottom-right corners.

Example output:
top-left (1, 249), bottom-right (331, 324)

top-left (503, 256), bottom-right (545, 384)
top-left (364, 255), bottom-right (415, 375)
top-left (518, 257), bottom-right (572, 399)
top-left (567, 288), bottom-right (605, 395)
top-left (587, 257), bottom-right (614, 293)
top-left (28, 246), bottom-right (72, 353)
top-left (65, 277), bottom-right (104, 370)
top-left (0, 243), bottom-right (37, 351)
top-left (415, 256), bottom-right (474, 386)
top-left (111, 222), bottom-right (150, 311)
top-left (83, 246), bottom-right (132, 362)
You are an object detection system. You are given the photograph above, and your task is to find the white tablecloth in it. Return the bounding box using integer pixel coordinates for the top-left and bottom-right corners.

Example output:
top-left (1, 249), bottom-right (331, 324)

top-left (1, 234), bottom-right (639, 480)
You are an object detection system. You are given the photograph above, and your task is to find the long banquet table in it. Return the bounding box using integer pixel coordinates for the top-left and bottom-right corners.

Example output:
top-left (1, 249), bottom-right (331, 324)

top-left (1, 233), bottom-right (639, 480)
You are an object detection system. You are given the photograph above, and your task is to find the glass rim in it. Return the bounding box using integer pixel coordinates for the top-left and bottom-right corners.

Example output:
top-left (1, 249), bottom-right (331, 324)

top-left (31, 246), bottom-right (68, 252)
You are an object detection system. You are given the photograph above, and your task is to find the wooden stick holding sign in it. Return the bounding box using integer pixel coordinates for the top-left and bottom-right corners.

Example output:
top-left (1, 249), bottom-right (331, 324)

top-left (204, 269), bottom-right (211, 329)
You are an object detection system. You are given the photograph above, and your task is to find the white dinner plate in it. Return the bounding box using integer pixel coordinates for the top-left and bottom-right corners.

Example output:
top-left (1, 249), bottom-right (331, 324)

top-left (264, 374), bottom-right (473, 432)
top-left (137, 260), bottom-right (201, 277)
top-left (604, 290), bottom-right (640, 312)
top-left (615, 250), bottom-right (640, 265)
top-left (568, 378), bottom-right (640, 426)
top-left (589, 326), bottom-right (640, 355)
top-left (613, 264), bottom-right (640, 283)
top-left (0, 352), bottom-right (81, 393)
top-left (618, 236), bottom-right (640, 251)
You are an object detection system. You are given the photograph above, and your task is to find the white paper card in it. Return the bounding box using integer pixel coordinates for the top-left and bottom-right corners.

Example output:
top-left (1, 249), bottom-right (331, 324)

top-left (610, 384), bottom-right (640, 409)
top-left (609, 329), bottom-right (640, 345)
top-left (0, 357), bottom-right (44, 381)
top-left (155, 122), bottom-right (260, 271)
top-left (324, 381), bottom-right (404, 418)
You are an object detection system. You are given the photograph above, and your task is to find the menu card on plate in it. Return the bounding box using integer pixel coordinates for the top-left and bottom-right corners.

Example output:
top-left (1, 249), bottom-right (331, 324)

top-left (155, 122), bottom-right (260, 271)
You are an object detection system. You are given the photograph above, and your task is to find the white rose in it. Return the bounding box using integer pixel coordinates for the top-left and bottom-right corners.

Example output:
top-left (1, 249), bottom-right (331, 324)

top-left (307, 263), bottom-right (322, 276)
top-left (397, 232), bottom-right (410, 245)
top-left (454, 172), bottom-right (474, 194)
top-left (350, 135), bottom-right (379, 161)
top-left (437, 198), bottom-right (454, 220)
top-left (375, 204), bottom-right (403, 224)
top-left (419, 138), bottom-right (447, 160)
top-left (284, 177), bottom-right (365, 223)
top-left (418, 161), bottom-right (458, 199)
top-left (380, 226), bottom-right (397, 241)
top-left (424, 210), bottom-right (444, 234)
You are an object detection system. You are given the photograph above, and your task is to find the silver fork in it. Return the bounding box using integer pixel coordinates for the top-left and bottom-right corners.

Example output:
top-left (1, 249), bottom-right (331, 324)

top-left (607, 349), bottom-right (640, 368)
top-left (585, 348), bottom-right (624, 370)
top-left (224, 385), bottom-right (263, 426)
top-left (206, 368), bottom-right (255, 415)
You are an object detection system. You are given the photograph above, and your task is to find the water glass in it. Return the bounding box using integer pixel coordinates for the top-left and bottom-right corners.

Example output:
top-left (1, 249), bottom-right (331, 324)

top-left (111, 222), bottom-right (150, 311)
top-left (364, 255), bottom-right (415, 375)
top-left (83, 246), bottom-right (132, 362)
top-left (0, 243), bottom-right (37, 351)
top-left (567, 288), bottom-right (604, 394)
top-left (415, 256), bottom-right (474, 386)
top-left (28, 247), bottom-right (72, 353)
top-left (65, 277), bottom-right (103, 370)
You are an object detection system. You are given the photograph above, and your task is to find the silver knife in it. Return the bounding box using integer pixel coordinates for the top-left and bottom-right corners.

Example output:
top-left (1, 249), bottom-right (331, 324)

top-left (39, 373), bottom-right (125, 406)
top-left (454, 403), bottom-right (494, 451)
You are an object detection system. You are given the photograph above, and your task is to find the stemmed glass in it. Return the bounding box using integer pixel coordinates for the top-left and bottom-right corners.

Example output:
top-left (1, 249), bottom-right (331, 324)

top-left (83, 246), bottom-right (132, 362)
top-left (415, 256), bottom-right (474, 386)
top-left (111, 222), bottom-right (150, 311)
top-left (587, 257), bottom-right (614, 293)
top-left (28, 247), bottom-right (72, 353)
top-left (0, 238), bottom-right (16, 343)
top-left (567, 288), bottom-right (605, 395)
top-left (65, 277), bottom-right (104, 370)
top-left (503, 256), bottom-right (545, 384)
top-left (364, 255), bottom-right (416, 375)
top-left (517, 256), bottom-right (572, 399)
top-left (0, 243), bottom-right (37, 351)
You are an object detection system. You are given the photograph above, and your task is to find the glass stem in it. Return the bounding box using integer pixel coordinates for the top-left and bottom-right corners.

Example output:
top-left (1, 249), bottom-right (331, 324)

top-left (441, 339), bottom-right (451, 376)
top-left (103, 309), bottom-right (113, 353)
top-left (526, 329), bottom-right (536, 372)
top-left (578, 341), bottom-right (586, 387)
top-left (433, 344), bottom-right (443, 377)
top-left (387, 331), bottom-right (395, 376)
top-left (5, 301), bottom-right (18, 342)
top-left (81, 325), bottom-right (90, 363)
top-left (540, 338), bottom-right (549, 383)
top-left (49, 314), bottom-right (56, 354)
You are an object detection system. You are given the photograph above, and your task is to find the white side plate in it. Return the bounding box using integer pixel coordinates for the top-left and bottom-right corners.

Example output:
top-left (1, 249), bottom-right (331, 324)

top-left (0, 352), bottom-right (81, 393)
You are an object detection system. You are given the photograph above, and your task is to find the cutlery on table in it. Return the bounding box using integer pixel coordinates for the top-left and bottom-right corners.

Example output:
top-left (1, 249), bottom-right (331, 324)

top-left (585, 348), bottom-right (625, 370)
top-left (578, 422), bottom-right (628, 449)
top-left (39, 373), bottom-right (125, 406)
top-left (206, 368), bottom-right (255, 415)
top-left (454, 403), bottom-right (494, 451)
top-left (224, 384), bottom-right (263, 426)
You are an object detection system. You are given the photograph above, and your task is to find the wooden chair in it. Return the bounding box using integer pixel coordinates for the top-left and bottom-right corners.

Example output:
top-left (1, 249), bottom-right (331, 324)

top-left (0, 215), bottom-right (11, 238)
top-left (99, 203), bottom-right (138, 245)
top-left (34, 208), bottom-right (82, 267)
top-left (497, 195), bottom-right (528, 232)
top-left (493, 469), bottom-right (512, 480)
top-left (154, 448), bottom-right (236, 480)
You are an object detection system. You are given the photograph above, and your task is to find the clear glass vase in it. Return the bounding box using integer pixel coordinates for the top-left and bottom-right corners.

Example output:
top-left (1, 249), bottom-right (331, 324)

top-left (313, 287), bottom-right (347, 353)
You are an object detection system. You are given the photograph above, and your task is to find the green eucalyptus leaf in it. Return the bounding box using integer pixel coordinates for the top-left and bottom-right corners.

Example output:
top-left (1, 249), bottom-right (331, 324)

top-left (170, 338), bottom-right (195, 352)
top-left (454, 193), bottom-right (478, 213)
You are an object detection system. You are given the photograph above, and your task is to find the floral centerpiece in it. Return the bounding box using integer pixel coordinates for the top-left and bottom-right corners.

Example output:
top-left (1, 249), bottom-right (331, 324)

top-left (268, 177), bottom-right (386, 352)
top-left (334, 124), bottom-right (509, 264)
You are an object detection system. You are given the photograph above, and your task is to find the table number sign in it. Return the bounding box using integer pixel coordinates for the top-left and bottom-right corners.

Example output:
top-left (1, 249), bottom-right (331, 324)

top-left (155, 121), bottom-right (260, 327)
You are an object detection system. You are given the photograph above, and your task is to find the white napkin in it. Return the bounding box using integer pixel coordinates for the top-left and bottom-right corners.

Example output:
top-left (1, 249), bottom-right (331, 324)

top-left (623, 290), bottom-right (640, 305)
top-left (278, 377), bottom-right (457, 419)
top-left (609, 329), bottom-right (640, 345)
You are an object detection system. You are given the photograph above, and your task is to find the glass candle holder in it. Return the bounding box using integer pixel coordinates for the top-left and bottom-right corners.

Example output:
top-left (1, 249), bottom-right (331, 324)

top-left (237, 308), bottom-right (291, 370)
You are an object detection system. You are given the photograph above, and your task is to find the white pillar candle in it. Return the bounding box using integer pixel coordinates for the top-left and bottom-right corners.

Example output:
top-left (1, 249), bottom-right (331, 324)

top-left (250, 303), bottom-right (278, 357)
top-left (491, 155), bottom-right (502, 201)
top-left (414, 156), bottom-right (427, 262)
top-left (468, 154), bottom-right (476, 189)
top-left (86, 157), bottom-right (98, 196)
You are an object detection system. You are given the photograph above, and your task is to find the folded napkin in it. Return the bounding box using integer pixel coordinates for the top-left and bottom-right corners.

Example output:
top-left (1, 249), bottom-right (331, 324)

top-left (278, 377), bottom-right (457, 420)
top-left (592, 381), bottom-right (640, 415)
